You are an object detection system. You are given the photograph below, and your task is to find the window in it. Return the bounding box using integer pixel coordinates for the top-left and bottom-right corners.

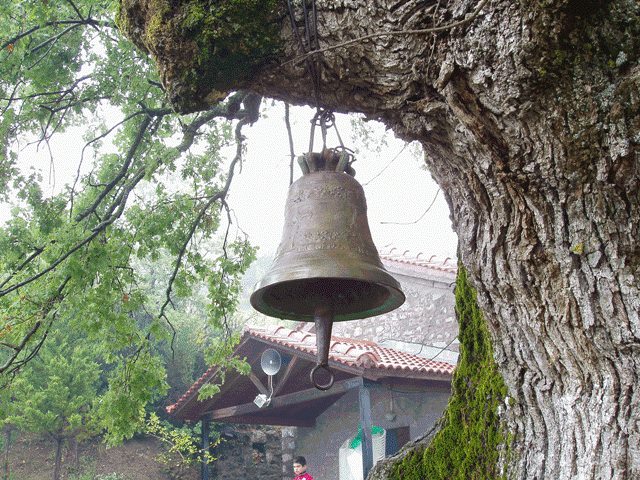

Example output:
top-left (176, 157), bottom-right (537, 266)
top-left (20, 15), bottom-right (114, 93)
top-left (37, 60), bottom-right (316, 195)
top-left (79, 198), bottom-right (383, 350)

top-left (385, 426), bottom-right (410, 456)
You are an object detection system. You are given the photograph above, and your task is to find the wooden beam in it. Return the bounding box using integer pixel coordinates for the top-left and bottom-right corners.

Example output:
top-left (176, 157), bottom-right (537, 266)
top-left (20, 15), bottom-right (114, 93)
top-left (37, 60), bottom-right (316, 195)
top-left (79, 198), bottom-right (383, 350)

top-left (363, 369), bottom-right (453, 382)
top-left (170, 337), bottom-right (252, 419)
top-left (359, 382), bottom-right (373, 479)
top-left (248, 371), bottom-right (269, 396)
top-left (222, 415), bottom-right (316, 427)
top-left (204, 377), bottom-right (362, 421)
top-left (273, 356), bottom-right (299, 396)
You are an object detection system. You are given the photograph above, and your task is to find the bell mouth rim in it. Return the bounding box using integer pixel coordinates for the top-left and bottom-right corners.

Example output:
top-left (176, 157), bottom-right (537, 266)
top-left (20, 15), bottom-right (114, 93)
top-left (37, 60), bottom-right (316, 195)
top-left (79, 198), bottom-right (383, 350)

top-left (250, 276), bottom-right (406, 322)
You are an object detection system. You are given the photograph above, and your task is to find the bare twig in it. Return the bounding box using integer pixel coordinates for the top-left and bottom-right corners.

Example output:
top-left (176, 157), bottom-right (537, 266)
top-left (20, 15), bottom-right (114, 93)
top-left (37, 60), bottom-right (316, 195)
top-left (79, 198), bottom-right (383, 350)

top-left (362, 143), bottom-right (407, 186)
top-left (381, 188), bottom-right (440, 225)
top-left (428, 335), bottom-right (459, 361)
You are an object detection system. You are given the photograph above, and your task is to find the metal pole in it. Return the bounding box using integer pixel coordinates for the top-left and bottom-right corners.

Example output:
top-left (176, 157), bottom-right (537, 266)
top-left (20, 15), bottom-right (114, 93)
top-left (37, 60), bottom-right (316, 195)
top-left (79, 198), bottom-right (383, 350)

top-left (201, 414), bottom-right (210, 480)
top-left (311, 306), bottom-right (335, 390)
top-left (359, 381), bottom-right (373, 479)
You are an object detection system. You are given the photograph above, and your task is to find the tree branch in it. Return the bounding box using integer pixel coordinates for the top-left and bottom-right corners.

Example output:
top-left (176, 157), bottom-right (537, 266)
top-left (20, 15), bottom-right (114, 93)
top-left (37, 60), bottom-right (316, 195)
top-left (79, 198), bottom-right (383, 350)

top-left (64, 0), bottom-right (85, 21)
top-left (75, 115), bottom-right (153, 222)
top-left (0, 167), bottom-right (144, 298)
top-left (0, 246), bottom-right (45, 290)
top-left (0, 276), bottom-right (70, 375)
top-left (70, 110), bottom-right (146, 216)
top-left (1, 93), bottom-right (258, 299)
top-left (75, 94), bottom-right (248, 223)
top-left (30, 22), bottom-right (86, 54)
top-left (282, 0), bottom-right (490, 67)
top-left (158, 117), bottom-right (249, 324)
top-left (2, 19), bottom-right (115, 50)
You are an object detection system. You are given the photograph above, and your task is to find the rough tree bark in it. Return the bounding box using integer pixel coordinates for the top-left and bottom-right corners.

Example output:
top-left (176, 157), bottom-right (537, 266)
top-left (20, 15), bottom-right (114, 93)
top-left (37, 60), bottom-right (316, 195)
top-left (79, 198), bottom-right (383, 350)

top-left (119, 0), bottom-right (639, 478)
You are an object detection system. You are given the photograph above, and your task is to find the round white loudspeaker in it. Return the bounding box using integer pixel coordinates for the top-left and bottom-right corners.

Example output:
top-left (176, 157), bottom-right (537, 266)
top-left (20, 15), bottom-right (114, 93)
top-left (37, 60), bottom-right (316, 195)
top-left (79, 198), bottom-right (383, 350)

top-left (260, 348), bottom-right (282, 376)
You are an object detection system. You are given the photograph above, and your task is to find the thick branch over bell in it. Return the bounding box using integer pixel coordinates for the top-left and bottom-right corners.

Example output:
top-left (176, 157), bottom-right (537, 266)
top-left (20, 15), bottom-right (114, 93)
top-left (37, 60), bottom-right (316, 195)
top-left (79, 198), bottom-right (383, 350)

top-left (250, 150), bottom-right (405, 389)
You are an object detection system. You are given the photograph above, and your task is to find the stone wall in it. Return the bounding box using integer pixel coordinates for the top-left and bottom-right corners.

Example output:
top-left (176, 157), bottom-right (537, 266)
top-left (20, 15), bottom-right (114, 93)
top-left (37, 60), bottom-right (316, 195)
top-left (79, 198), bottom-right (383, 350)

top-left (209, 424), bottom-right (282, 479)
top-left (281, 427), bottom-right (297, 480)
top-left (333, 257), bottom-right (459, 361)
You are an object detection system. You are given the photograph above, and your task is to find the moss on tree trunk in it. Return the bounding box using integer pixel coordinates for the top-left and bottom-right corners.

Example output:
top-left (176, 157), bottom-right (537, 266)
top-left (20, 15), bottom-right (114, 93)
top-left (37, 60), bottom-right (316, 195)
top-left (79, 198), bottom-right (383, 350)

top-left (373, 266), bottom-right (510, 480)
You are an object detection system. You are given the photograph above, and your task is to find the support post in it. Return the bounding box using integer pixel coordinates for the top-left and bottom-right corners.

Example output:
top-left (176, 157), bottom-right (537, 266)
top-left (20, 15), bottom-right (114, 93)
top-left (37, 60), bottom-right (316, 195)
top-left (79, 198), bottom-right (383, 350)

top-left (358, 381), bottom-right (373, 479)
top-left (201, 414), bottom-right (211, 480)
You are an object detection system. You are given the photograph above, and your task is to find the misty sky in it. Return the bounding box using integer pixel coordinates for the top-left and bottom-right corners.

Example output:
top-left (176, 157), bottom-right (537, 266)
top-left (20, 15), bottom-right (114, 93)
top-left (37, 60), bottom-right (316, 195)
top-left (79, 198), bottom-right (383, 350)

top-left (1, 102), bottom-right (458, 261)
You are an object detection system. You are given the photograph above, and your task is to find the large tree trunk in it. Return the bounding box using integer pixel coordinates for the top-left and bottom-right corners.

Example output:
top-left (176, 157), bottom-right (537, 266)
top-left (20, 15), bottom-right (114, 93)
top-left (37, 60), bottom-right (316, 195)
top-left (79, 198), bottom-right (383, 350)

top-left (120, 0), bottom-right (639, 478)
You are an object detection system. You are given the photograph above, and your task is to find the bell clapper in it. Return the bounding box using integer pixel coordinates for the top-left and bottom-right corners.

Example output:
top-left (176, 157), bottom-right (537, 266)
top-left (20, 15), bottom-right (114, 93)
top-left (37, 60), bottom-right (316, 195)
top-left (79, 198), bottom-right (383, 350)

top-left (310, 305), bottom-right (335, 391)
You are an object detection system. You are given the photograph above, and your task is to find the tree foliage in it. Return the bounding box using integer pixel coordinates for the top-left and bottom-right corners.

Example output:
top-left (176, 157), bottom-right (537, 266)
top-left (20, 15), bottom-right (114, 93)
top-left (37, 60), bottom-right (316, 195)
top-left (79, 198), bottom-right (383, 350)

top-left (7, 323), bottom-right (101, 479)
top-left (0, 0), bottom-right (258, 443)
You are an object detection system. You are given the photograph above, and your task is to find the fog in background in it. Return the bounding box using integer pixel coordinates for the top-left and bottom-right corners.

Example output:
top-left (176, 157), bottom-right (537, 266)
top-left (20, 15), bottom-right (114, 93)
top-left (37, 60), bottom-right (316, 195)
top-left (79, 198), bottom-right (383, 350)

top-left (1, 102), bottom-right (457, 263)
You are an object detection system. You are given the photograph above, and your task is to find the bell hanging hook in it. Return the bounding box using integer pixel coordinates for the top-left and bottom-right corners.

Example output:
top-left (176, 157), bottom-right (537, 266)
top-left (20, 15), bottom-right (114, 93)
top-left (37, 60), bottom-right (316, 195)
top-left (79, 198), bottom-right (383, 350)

top-left (308, 109), bottom-right (338, 156)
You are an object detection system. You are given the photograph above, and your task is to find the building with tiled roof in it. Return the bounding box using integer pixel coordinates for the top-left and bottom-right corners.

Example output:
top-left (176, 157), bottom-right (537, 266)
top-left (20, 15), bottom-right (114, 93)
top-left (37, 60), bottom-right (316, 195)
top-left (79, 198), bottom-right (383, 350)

top-left (334, 248), bottom-right (459, 364)
top-left (167, 325), bottom-right (455, 480)
top-left (167, 325), bottom-right (454, 421)
top-left (168, 251), bottom-right (459, 480)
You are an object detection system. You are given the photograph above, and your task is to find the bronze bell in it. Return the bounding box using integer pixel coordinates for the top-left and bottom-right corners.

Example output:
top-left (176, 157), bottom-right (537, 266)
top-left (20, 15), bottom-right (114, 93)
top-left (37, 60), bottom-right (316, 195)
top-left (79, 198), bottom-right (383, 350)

top-left (250, 149), bottom-right (405, 390)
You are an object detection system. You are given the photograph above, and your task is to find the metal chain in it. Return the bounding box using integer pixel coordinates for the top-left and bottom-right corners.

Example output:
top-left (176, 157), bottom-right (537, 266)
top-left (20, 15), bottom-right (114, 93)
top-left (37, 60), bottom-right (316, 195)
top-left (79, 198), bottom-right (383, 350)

top-left (288, 0), bottom-right (355, 172)
top-left (287, 0), bottom-right (321, 108)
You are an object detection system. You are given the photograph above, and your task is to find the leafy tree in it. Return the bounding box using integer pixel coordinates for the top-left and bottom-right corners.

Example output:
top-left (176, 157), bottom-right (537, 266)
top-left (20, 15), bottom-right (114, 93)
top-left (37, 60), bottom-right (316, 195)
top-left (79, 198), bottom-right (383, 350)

top-left (0, 0), bottom-right (257, 443)
top-left (0, 385), bottom-right (15, 480)
top-left (7, 326), bottom-right (101, 480)
top-left (145, 412), bottom-right (218, 477)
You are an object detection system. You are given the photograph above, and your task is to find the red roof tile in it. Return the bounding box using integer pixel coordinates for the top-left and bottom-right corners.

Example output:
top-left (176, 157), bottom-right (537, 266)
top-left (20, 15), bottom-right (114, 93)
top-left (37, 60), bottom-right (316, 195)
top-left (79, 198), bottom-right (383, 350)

top-left (249, 325), bottom-right (455, 375)
top-left (379, 248), bottom-right (457, 274)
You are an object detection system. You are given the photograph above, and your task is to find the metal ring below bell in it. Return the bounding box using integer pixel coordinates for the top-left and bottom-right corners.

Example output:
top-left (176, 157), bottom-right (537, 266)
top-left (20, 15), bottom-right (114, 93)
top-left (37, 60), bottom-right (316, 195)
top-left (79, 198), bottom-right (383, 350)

top-left (310, 363), bottom-right (334, 391)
